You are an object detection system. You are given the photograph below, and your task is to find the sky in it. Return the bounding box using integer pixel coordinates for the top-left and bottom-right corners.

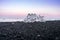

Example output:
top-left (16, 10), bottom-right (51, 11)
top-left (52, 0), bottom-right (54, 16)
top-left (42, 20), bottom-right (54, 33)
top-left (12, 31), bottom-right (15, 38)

top-left (0, 0), bottom-right (60, 20)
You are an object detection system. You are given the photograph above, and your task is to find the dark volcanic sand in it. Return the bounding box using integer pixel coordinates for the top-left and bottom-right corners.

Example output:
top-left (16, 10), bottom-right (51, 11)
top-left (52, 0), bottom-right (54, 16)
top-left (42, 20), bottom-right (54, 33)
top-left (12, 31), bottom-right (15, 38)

top-left (0, 21), bottom-right (60, 40)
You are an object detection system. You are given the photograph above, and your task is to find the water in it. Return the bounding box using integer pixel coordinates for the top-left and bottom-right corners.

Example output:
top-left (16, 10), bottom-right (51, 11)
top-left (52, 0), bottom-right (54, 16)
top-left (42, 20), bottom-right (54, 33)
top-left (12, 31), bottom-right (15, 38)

top-left (0, 19), bottom-right (23, 22)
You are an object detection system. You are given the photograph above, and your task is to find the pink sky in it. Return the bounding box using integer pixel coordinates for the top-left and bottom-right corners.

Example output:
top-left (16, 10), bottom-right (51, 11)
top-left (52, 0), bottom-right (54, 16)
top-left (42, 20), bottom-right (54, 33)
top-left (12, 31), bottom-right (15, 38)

top-left (0, 0), bottom-right (60, 20)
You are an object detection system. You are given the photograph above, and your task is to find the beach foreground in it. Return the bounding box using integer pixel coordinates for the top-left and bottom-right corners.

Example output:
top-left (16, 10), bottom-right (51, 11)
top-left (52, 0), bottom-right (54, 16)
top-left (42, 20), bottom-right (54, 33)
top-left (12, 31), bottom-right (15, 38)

top-left (0, 21), bottom-right (60, 40)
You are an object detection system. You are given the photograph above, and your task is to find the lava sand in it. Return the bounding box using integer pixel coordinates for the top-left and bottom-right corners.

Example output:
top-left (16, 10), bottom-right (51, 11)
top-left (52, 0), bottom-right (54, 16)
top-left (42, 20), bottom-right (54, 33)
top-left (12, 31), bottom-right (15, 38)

top-left (0, 21), bottom-right (60, 40)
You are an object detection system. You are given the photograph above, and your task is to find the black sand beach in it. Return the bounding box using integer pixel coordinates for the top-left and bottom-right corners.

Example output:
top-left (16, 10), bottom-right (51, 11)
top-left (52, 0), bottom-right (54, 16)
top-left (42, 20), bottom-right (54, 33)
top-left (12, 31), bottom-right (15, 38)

top-left (0, 21), bottom-right (60, 40)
